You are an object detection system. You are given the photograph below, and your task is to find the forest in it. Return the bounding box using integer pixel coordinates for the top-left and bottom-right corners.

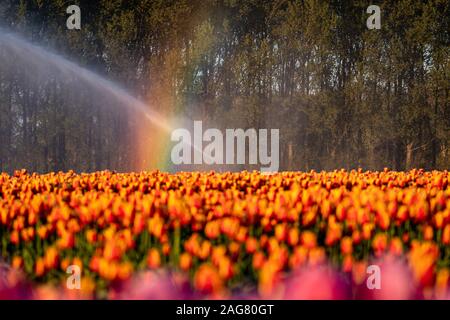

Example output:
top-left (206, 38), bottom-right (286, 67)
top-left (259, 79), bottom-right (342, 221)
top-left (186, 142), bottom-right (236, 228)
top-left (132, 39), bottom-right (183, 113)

top-left (0, 0), bottom-right (449, 173)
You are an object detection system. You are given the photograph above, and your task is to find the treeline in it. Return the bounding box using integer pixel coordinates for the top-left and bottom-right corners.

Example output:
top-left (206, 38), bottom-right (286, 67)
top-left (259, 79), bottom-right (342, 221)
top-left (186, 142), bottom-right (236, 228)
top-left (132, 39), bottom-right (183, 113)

top-left (0, 0), bottom-right (449, 173)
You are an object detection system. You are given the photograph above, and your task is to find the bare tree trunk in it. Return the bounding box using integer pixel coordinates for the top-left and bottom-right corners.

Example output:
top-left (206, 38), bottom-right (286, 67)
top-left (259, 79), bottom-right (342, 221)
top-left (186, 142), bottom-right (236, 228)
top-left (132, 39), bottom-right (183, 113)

top-left (406, 142), bottom-right (413, 170)
top-left (288, 142), bottom-right (293, 170)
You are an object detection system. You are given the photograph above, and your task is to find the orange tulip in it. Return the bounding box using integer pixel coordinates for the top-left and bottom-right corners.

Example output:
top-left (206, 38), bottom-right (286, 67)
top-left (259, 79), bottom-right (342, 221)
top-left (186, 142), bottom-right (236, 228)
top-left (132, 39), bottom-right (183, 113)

top-left (86, 229), bottom-right (97, 243)
top-left (194, 264), bottom-right (223, 295)
top-left (12, 256), bottom-right (23, 269)
top-left (258, 260), bottom-right (280, 297)
top-left (389, 237), bottom-right (403, 256)
top-left (435, 268), bottom-right (449, 299)
top-left (118, 262), bottom-right (133, 280)
top-left (342, 254), bottom-right (353, 273)
top-left (147, 248), bottom-right (161, 269)
top-left (340, 236), bottom-right (353, 255)
top-left (35, 258), bottom-right (46, 277)
top-left (179, 252), bottom-right (193, 271)
top-left (423, 225), bottom-right (434, 241)
top-left (61, 258), bottom-right (71, 271)
top-left (252, 251), bottom-right (266, 270)
top-left (274, 224), bottom-right (287, 242)
top-left (44, 247), bottom-right (59, 269)
top-left (325, 223), bottom-right (342, 246)
top-left (218, 257), bottom-right (234, 280)
top-left (245, 237), bottom-right (258, 254)
top-left (300, 231), bottom-right (317, 249)
top-left (352, 230), bottom-right (362, 245)
top-left (308, 247), bottom-right (326, 266)
top-left (10, 230), bottom-right (20, 245)
top-left (372, 233), bottom-right (388, 257)
top-left (362, 223), bottom-right (374, 240)
top-left (288, 246), bottom-right (308, 269)
top-left (352, 261), bottom-right (368, 285)
top-left (205, 220), bottom-right (220, 239)
top-left (287, 228), bottom-right (299, 246)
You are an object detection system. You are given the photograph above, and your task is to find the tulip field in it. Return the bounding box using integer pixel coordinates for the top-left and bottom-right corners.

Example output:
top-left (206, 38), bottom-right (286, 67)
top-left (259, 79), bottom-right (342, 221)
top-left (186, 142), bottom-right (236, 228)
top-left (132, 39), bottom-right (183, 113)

top-left (0, 169), bottom-right (449, 299)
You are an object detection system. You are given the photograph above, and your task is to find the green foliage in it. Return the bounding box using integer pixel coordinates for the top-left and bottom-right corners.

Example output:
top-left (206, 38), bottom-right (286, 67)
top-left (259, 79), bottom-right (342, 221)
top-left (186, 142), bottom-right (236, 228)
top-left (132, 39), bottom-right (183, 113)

top-left (0, 0), bottom-right (448, 172)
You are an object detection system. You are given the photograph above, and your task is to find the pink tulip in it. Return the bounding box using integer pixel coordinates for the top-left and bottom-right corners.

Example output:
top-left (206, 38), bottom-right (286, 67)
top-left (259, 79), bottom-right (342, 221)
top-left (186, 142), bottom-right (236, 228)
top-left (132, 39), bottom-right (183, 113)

top-left (283, 266), bottom-right (350, 300)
